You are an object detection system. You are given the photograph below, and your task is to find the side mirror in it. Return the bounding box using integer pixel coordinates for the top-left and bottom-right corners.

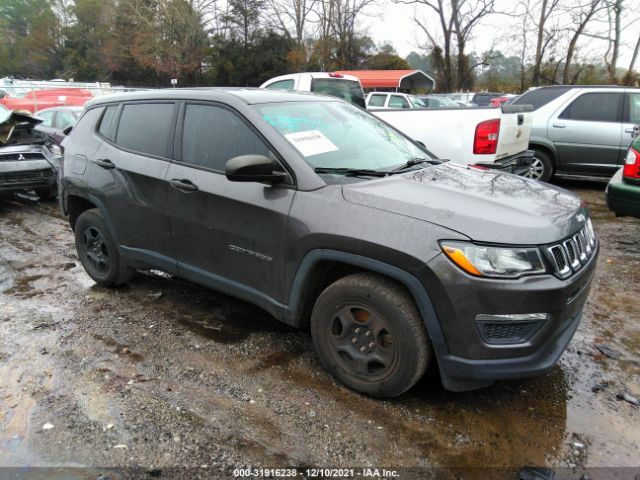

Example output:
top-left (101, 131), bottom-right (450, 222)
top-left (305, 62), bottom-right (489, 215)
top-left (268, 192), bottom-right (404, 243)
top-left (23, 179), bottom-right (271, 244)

top-left (225, 155), bottom-right (286, 183)
top-left (63, 126), bottom-right (73, 136)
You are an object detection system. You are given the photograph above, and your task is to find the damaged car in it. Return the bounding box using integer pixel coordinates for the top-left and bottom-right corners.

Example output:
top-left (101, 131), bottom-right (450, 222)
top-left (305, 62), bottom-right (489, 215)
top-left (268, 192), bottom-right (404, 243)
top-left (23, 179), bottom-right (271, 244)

top-left (0, 105), bottom-right (60, 200)
top-left (60, 89), bottom-right (598, 398)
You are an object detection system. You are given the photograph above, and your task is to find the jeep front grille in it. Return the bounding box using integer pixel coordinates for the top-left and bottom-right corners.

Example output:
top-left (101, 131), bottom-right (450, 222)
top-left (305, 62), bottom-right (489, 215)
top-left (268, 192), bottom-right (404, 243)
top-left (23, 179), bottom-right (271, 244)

top-left (547, 223), bottom-right (596, 279)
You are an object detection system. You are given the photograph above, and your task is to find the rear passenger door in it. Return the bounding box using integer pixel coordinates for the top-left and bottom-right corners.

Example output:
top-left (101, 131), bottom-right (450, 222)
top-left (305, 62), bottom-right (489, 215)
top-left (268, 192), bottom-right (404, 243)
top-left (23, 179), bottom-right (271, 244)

top-left (166, 102), bottom-right (295, 303)
top-left (548, 91), bottom-right (623, 176)
top-left (91, 102), bottom-right (177, 272)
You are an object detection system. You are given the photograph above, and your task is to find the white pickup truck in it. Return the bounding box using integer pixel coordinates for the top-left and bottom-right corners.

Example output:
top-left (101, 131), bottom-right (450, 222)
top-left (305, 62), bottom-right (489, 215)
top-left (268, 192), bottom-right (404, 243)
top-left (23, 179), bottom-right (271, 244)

top-left (372, 105), bottom-right (534, 174)
top-left (260, 73), bottom-right (534, 175)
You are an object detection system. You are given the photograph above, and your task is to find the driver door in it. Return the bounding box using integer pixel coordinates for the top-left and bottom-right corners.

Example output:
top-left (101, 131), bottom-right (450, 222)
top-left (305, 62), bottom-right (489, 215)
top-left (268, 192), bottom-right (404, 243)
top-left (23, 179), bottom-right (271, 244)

top-left (166, 102), bottom-right (295, 302)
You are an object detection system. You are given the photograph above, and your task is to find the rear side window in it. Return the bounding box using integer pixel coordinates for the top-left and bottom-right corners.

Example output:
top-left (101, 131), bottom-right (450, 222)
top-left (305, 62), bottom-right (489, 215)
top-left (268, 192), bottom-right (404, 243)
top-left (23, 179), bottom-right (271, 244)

top-left (512, 87), bottom-right (572, 110)
top-left (368, 94), bottom-right (386, 107)
top-left (388, 95), bottom-right (409, 108)
top-left (559, 92), bottom-right (622, 123)
top-left (115, 103), bottom-right (175, 157)
top-left (311, 78), bottom-right (366, 108)
top-left (265, 79), bottom-right (294, 90)
top-left (98, 105), bottom-right (118, 141)
top-left (181, 104), bottom-right (271, 172)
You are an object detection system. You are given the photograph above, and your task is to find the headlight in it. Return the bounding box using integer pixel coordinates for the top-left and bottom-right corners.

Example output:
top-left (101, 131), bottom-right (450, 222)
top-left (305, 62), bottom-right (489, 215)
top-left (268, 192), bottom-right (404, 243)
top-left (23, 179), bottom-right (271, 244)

top-left (440, 241), bottom-right (547, 278)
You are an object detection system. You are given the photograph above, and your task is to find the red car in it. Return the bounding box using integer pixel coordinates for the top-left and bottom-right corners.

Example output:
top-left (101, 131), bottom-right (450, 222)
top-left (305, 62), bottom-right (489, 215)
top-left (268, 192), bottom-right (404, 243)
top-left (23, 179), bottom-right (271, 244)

top-left (0, 88), bottom-right (92, 113)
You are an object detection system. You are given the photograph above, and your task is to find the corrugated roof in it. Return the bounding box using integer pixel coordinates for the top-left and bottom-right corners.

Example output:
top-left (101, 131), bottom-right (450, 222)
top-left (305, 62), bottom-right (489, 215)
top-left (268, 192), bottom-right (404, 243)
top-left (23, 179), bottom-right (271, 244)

top-left (334, 70), bottom-right (435, 89)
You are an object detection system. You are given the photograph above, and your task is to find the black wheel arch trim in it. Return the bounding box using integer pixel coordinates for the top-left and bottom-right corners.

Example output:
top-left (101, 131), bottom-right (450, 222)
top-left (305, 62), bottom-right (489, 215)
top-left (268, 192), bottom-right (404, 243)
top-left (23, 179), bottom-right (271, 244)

top-left (284, 250), bottom-right (447, 348)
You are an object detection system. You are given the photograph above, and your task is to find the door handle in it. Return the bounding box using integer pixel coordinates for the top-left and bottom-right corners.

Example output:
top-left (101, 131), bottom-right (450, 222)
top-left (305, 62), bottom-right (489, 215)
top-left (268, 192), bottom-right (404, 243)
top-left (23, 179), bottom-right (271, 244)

top-left (95, 158), bottom-right (115, 170)
top-left (625, 127), bottom-right (635, 133)
top-left (552, 123), bottom-right (566, 129)
top-left (170, 178), bottom-right (199, 192)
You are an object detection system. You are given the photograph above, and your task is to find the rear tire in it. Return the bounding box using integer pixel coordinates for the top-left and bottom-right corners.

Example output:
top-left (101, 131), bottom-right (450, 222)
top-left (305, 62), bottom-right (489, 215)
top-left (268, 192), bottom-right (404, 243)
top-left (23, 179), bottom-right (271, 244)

top-left (74, 209), bottom-right (134, 286)
top-left (525, 150), bottom-right (554, 182)
top-left (310, 273), bottom-right (431, 398)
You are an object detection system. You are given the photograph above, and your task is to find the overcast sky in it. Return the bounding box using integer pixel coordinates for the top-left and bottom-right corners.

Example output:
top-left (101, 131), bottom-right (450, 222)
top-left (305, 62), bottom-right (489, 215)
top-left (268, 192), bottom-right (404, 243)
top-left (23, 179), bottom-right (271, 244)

top-left (363, 0), bottom-right (640, 66)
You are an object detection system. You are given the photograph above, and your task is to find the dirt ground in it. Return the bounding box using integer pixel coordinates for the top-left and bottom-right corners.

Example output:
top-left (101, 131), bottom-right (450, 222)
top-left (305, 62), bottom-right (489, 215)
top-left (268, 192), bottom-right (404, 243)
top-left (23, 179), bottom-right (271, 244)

top-left (0, 179), bottom-right (639, 480)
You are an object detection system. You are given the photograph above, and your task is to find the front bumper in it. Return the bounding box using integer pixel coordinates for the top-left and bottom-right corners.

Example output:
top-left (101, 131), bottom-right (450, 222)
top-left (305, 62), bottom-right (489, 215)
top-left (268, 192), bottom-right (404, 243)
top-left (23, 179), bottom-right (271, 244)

top-left (422, 241), bottom-right (598, 392)
top-left (475, 149), bottom-right (535, 176)
top-left (0, 159), bottom-right (57, 194)
top-left (606, 168), bottom-right (640, 219)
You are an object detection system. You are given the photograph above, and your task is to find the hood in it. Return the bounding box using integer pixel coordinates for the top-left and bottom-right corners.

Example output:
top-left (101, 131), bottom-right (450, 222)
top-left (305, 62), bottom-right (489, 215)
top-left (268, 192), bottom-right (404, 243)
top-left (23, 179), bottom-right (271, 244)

top-left (0, 110), bottom-right (45, 146)
top-left (342, 163), bottom-right (587, 245)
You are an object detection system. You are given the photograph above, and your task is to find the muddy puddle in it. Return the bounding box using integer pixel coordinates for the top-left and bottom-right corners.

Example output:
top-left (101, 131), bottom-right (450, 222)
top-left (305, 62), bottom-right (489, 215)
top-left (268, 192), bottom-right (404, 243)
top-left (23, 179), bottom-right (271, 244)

top-left (1, 186), bottom-right (639, 478)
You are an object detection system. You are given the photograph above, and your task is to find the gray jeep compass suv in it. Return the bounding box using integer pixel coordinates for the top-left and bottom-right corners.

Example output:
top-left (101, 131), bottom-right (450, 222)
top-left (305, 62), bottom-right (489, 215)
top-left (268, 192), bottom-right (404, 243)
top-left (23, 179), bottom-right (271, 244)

top-left (60, 89), bottom-right (598, 397)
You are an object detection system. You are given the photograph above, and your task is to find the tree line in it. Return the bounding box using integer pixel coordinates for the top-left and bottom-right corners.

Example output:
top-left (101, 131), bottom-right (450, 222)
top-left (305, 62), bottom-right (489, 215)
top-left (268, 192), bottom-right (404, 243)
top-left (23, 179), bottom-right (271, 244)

top-left (0, 0), bottom-right (410, 88)
top-left (0, 0), bottom-right (639, 93)
top-left (401, 0), bottom-right (640, 92)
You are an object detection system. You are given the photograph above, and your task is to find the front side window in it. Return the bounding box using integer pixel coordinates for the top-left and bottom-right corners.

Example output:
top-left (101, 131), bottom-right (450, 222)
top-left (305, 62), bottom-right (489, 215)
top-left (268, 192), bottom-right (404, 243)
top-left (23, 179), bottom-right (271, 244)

top-left (559, 92), bottom-right (623, 123)
top-left (265, 79), bottom-right (294, 90)
top-left (311, 78), bottom-right (366, 108)
top-left (368, 95), bottom-right (386, 107)
top-left (257, 101), bottom-right (431, 171)
top-left (115, 103), bottom-right (175, 157)
top-left (388, 96), bottom-right (410, 109)
top-left (181, 104), bottom-right (272, 172)
top-left (512, 87), bottom-right (571, 110)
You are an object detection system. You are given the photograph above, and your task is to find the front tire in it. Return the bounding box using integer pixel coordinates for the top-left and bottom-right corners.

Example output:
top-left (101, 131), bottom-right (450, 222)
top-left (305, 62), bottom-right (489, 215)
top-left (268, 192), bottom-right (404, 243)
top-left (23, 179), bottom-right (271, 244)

top-left (35, 185), bottom-right (58, 200)
top-left (310, 273), bottom-right (431, 398)
top-left (74, 209), bottom-right (134, 286)
top-left (524, 150), bottom-right (554, 182)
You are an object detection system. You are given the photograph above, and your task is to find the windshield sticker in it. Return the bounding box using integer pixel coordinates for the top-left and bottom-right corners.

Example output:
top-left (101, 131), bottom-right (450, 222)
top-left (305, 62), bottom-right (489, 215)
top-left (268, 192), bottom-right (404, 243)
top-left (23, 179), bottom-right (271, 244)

top-left (284, 130), bottom-right (338, 157)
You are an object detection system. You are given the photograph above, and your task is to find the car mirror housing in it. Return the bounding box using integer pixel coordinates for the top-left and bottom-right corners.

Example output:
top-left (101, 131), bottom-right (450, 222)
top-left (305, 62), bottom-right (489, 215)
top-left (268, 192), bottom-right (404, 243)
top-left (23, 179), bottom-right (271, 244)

top-left (225, 155), bottom-right (286, 183)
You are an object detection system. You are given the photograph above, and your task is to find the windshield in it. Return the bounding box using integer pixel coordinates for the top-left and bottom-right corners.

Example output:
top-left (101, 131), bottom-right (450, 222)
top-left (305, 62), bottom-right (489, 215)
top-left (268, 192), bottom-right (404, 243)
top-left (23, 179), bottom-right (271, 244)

top-left (257, 101), bottom-right (430, 171)
top-left (409, 96), bottom-right (426, 108)
top-left (310, 78), bottom-right (366, 109)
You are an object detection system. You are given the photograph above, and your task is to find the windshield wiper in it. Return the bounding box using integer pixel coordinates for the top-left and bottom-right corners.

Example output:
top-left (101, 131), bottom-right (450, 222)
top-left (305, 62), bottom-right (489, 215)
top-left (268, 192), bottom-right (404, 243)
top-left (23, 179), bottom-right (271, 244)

top-left (314, 167), bottom-right (389, 177)
top-left (391, 158), bottom-right (434, 172)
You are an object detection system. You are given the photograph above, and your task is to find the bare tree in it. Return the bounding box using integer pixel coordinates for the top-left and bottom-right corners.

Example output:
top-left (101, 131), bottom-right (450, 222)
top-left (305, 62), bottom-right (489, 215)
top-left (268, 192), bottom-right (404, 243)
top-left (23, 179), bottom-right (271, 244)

top-left (397, 0), bottom-right (495, 91)
top-left (532, 0), bottom-right (562, 86)
top-left (624, 34), bottom-right (640, 84)
top-left (268, 0), bottom-right (318, 44)
top-left (604, 0), bottom-right (623, 83)
top-left (562, 0), bottom-right (604, 84)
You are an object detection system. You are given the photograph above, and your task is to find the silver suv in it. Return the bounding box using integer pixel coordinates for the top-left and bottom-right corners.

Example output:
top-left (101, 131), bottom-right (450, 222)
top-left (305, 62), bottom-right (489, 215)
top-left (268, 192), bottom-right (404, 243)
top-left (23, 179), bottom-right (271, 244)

top-left (512, 86), bottom-right (640, 181)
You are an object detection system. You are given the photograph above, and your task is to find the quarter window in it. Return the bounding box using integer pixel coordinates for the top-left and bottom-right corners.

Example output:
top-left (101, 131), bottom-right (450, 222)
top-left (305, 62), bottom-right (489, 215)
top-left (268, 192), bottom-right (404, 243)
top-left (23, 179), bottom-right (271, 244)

top-left (181, 104), bottom-right (272, 172)
top-left (115, 103), bottom-right (175, 157)
top-left (559, 92), bottom-right (622, 123)
top-left (98, 105), bottom-right (118, 141)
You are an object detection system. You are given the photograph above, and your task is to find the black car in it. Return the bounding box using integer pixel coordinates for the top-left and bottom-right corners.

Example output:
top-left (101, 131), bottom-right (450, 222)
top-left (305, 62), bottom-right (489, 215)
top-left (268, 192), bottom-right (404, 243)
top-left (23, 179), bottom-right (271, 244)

top-left (0, 106), bottom-right (59, 200)
top-left (60, 89), bottom-right (598, 397)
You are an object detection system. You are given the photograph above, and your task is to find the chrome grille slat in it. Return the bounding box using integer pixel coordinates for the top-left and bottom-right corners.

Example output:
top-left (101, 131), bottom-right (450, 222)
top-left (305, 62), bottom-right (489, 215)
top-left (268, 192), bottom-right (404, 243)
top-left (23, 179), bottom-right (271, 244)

top-left (547, 222), bottom-right (596, 279)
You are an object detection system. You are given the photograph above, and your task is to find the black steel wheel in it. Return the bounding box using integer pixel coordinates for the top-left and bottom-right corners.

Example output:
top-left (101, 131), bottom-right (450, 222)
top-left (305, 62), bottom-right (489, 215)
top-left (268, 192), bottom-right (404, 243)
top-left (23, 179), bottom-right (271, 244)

top-left (74, 208), bottom-right (134, 286)
top-left (311, 273), bottom-right (431, 398)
